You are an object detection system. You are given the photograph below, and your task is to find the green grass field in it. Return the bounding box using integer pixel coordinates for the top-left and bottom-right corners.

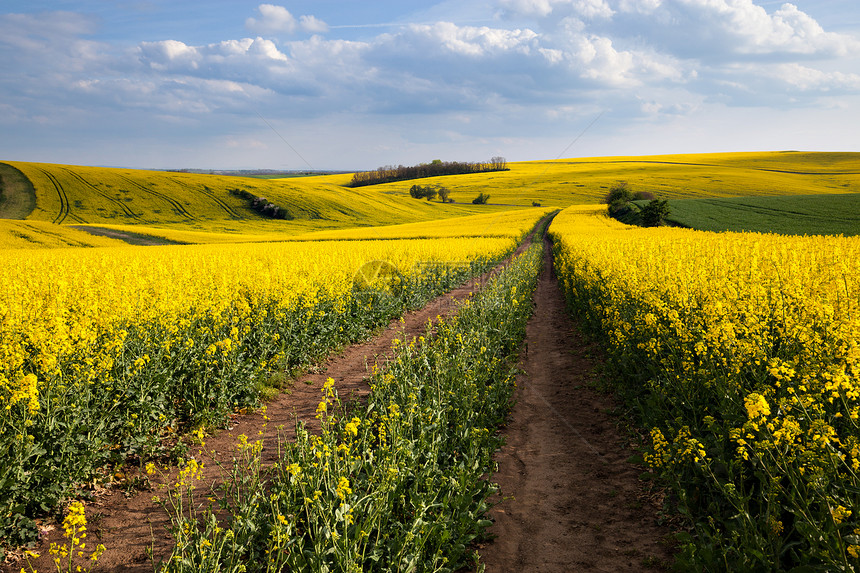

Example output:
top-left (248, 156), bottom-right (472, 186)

top-left (661, 193), bottom-right (860, 236)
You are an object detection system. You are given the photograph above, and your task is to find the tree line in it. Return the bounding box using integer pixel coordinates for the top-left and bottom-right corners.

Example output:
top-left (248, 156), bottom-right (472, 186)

top-left (348, 157), bottom-right (508, 187)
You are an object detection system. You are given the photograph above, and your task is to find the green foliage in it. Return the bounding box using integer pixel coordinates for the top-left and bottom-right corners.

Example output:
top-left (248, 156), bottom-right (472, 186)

top-left (632, 190), bottom-right (656, 201)
top-left (229, 189), bottom-right (293, 220)
top-left (666, 193), bottom-right (860, 236)
top-left (604, 181), bottom-right (634, 217)
top-left (409, 184), bottom-right (438, 201)
top-left (472, 192), bottom-right (490, 205)
top-left (603, 181), bottom-right (633, 205)
top-left (640, 198), bottom-right (670, 227)
top-left (155, 245), bottom-right (543, 573)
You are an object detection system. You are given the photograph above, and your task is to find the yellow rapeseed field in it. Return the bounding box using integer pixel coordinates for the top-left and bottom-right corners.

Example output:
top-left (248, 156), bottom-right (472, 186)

top-left (292, 207), bottom-right (554, 240)
top-left (0, 232), bottom-right (523, 547)
top-left (550, 206), bottom-right (860, 569)
top-left (371, 151), bottom-right (860, 207)
top-left (6, 161), bottom-right (505, 232)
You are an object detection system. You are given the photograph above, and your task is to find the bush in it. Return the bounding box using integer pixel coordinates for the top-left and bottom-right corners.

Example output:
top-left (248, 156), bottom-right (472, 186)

top-left (409, 184), bottom-right (450, 202)
top-left (632, 190), bottom-right (656, 201)
top-left (641, 199), bottom-right (670, 227)
top-left (472, 193), bottom-right (490, 205)
top-left (603, 181), bottom-right (633, 205)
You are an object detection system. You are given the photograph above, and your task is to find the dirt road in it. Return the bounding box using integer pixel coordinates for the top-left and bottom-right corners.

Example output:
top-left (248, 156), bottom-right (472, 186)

top-left (479, 235), bottom-right (675, 572)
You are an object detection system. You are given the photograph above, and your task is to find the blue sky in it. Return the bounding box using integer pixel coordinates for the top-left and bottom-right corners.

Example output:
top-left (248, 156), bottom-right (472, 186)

top-left (1, 1), bottom-right (859, 170)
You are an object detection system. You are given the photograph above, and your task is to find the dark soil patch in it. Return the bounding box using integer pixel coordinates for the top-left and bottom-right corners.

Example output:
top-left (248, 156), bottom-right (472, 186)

top-left (68, 226), bottom-right (188, 246)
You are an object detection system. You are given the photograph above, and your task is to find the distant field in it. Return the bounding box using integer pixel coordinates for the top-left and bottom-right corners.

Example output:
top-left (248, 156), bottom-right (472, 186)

top-left (3, 162), bottom-right (491, 229)
top-left (368, 151), bottom-right (860, 206)
top-left (1, 151), bottom-right (858, 246)
top-left (662, 193), bottom-right (860, 236)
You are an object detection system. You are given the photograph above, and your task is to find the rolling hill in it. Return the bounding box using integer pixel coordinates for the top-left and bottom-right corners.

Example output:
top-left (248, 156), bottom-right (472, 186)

top-left (2, 151), bottom-right (859, 246)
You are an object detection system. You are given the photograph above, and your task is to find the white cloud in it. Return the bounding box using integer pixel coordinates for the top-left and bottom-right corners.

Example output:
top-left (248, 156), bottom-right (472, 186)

top-left (611, 0), bottom-right (860, 58)
top-left (403, 22), bottom-right (539, 56)
top-left (137, 37), bottom-right (289, 75)
top-left (758, 63), bottom-right (860, 91)
top-left (245, 4), bottom-right (297, 35)
top-left (300, 15), bottom-right (329, 34)
top-left (245, 4), bottom-right (329, 36)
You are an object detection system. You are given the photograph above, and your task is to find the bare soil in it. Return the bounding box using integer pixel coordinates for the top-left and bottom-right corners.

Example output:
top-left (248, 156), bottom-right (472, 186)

top-left (68, 226), bottom-right (187, 246)
top-left (4, 224), bottom-right (676, 572)
top-left (478, 235), bottom-right (675, 572)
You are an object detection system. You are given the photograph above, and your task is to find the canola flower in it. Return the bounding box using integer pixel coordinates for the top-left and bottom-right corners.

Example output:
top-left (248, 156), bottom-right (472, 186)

top-left (0, 235), bottom-right (519, 548)
top-left (154, 242), bottom-right (544, 573)
top-left (550, 205), bottom-right (860, 571)
top-left (19, 500), bottom-right (107, 573)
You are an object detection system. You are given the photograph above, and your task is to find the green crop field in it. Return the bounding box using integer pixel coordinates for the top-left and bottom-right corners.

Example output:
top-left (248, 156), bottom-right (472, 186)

top-left (661, 193), bottom-right (860, 236)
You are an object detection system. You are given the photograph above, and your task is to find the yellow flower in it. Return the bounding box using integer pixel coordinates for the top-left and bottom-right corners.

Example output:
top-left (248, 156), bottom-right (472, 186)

top-left (336, 476), bottom-right (352, 501)
top-left (744, 393), bottom-right (771, 420)
top-left (831, 505), bottom-right (852, 525)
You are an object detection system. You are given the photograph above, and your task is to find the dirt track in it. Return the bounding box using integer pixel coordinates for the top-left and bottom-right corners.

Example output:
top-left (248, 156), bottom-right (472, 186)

top-left (5, 225), bottom-right (675, 572)
top-left (478, 235), bottom-right (674, 572)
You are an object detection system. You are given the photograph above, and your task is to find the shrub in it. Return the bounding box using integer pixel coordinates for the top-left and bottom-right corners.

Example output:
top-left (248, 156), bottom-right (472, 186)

top-left (409, 184), bottom-right (449, 202)
top-left (641, 199), bottom-right (670, 227)
top-left (632, 190), bottom-right (656, 201)
top-left (472, 193), bottom-right (490, 205)
top-left (603, 181), bottom-right (633, 205)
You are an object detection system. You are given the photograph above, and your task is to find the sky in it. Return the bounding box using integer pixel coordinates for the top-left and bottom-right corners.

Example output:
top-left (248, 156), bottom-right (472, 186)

top-left (1, 0), bottom-right (859, 170)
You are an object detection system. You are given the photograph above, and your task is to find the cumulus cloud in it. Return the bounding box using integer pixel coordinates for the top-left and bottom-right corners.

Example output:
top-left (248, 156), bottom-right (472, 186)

top-left (300, 15), bottom-right (329, 34)
top-left (610, 0), bottom-right (860, 59)
top-left (137, 37), bottom-right (290, 80)
top-left (745, 62), bottom-right (860, 92)
top-left (2, 1), bottom-right (859, 168)
top-left (245, 4), bottom-right (297, 34)
top-left (245, 4), bottom-right (329, 36)
top-left (402, 22), bottom-right (539, 57)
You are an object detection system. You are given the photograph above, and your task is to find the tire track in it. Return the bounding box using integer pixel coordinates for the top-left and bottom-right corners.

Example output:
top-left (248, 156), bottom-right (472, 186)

top-left (58, 168), bottom-right (142, 221)
top-left (34, 167), bottom-right (73, 224)
top-left (480, 234), bottom-right (675, 572)
top-left (116, 175), bottom-right (195, 220)
top-left (196, 184), bottom-right (243, 219)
